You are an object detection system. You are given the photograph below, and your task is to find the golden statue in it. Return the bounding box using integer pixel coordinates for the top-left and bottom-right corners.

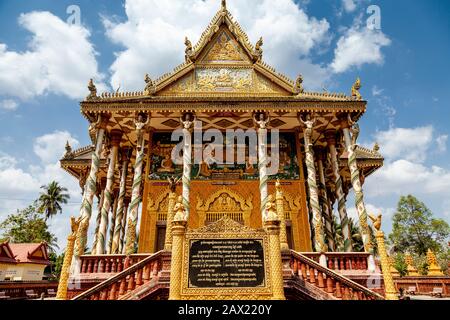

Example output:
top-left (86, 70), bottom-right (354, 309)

top-left (184, 37), bottom-right (193, 61)
top-left (158, 154), bottom-right (175, 172)
top-left (254, 37), bottom-right (263, 60)
top-left (351, 77), bottom-right (362, 100)
top-left (86, 78), bottom-right (97, 100)
top-left (144, 73), bottom-right (155, 95)
top-left (294, 74), bottom-right (304, 94)
top-left (173, 196), bottom-right (187, 221)
top-left (265, 194), bottom-right (278, 221)
top-left (368, 213), bottom-right (382, 231)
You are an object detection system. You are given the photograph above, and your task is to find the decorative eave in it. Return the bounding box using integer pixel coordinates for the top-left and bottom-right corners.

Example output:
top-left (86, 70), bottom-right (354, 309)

top-left (80, 98), bottom-right (367, 115)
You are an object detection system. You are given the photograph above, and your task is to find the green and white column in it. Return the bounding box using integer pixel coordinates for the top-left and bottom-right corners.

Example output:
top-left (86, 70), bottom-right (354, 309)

top-left (95, 130), bottom-right (122, 254)
top-left (181, 127), bottom-right (192, 219)
top-left (119, 197), bottom-right (130, 254)
top-left (107, 190), bottom-right (119, 254)
top-left (301, 119), bottom-right (327, 253)
top-left (341, 118), bottom-right (372, 254)
top-left (90, 179), bottom-right (106, 255)
top-left (325, 131), bottom-right (352, 252)
top-left (73, 115), bottom-right (108, 259)
top-left (316, 147), bottom-right (335, 251)
top-left (111, 149), bottom-right (130, 254)
top-left (125, 114), bottom-right (149, 255)
top-left (257, 124), bottom-right (269, 221)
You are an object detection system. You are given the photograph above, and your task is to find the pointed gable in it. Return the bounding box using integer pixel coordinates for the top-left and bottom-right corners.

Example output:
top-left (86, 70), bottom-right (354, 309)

top-left (153, 2), bottom-right (295, 97)
top-left (0, 241), bottom-right (16, 264)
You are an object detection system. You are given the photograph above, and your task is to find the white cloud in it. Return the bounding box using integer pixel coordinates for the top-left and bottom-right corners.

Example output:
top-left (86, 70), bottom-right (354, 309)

top-left (371, 85), bottom-right (384, 97)
top-left (330, 26), bottom-right (391, 73)
top-left (0, 99), bottom-right (18, 111)
top-left (342, 0), bottom-right (357, 12)
top-left (0, 131), bottom-right (83, 252)
top-left (436, 135), bottom-right (448, 153)
top-left (33, 130), bottom-right (79, 164)
top-left (104, 0), bottom-right (330, 91)
top-left (364, 126), bottom-right (450, 200)
top-left (0, 11), bottom-right (106, 101)
top-left (374, 126), bottom-right (433, 163)
top-left (366, 160), bottom-right (450, 196)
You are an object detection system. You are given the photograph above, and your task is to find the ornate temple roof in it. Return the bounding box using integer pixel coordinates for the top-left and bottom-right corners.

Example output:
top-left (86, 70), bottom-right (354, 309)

top-left (81, 1), bottom-right (363, 109)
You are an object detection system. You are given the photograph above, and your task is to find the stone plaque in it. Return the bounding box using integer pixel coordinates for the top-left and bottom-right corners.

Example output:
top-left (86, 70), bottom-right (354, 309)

top-left (188, 239), bottom-right (265, 288)
top-left (181, 217), bottom-right (272, 299)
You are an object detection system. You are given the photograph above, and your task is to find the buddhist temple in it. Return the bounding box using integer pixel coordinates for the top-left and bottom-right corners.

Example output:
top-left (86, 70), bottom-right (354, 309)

top-left (59, 1), bottom-right (389, 300)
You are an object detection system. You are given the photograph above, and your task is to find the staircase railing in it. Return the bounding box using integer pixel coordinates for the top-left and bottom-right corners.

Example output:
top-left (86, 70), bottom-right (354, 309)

top-left (290, 251), bottom-right (384, 300)
top-left (302, 252), bottom-right (371, 272)
top-left (72, 251), bottom-right (165, 300)
top-left (79, 254), bottom-right (150, 274)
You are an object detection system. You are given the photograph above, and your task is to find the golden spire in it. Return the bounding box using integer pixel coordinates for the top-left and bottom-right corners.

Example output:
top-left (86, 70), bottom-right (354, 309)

top-left (427, 249), bottom-right (444, 276)
top-left (221, 0), bottom-right (227, 10)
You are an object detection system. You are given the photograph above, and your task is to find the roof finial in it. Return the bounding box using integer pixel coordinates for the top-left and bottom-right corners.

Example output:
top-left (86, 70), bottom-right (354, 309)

top-left (221, 0), bottom-right (227, 10)
top-left (86, 78), bottom-right (98, 101)
top-left (351, 77), bottom-right (362, 100)
top-left (294, 74), bottom-right (304, 94)
top-left (144, 73), bottom-right (155, 96)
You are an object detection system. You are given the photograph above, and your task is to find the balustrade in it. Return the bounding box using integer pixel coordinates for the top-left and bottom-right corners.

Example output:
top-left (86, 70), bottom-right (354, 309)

top-left (73, 251), bottom-right (165, 300)
top-left (302, 252), bottom-right (371, 272)
top-left (79, 254), bottom-right (150, 274)
top-left (291, 251), bottom-right (384, 300)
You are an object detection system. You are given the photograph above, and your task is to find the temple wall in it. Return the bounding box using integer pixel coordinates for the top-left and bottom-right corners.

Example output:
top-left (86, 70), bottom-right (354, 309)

top-left (138, 179), bottom-right (311, 253)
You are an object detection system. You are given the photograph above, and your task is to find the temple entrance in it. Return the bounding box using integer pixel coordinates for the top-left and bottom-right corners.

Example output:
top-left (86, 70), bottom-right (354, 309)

top-left (196, 188), bottom-right (253, 227)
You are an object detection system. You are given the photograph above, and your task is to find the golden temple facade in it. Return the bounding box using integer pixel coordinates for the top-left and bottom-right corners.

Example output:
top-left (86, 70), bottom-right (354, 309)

top-left (60, 1), bottom-right (383, 261)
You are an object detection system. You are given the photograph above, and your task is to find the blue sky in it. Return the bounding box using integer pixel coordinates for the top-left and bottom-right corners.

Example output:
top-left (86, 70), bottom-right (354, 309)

top-left (0, 0), bottom-right (449, 251)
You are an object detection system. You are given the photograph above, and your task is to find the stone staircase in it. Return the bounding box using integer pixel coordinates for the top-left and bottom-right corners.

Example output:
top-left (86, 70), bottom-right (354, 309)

top-left (71, 250), bottom-right (384, 300)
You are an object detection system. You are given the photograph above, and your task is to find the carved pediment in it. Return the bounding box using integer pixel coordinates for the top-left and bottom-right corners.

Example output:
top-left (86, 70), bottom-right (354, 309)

top-left (157, 68), bottom-right (291, 96)
top-left (196, 187), bottom-right (252, 212)
top-left (190, 216), bottom-right (259, 234)
top-left (199, 29), bottom-right (252, 63)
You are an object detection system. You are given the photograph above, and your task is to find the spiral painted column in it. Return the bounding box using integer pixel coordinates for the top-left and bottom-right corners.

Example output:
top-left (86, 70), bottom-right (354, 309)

top-left (95, 130), bottom-right (122, 255)
top-left (258, 127), bottom-right (269, 221)
top-left (91, 178), bottom-right (106, 255)
top-left (181, 127), bottom-right (192, 219)
top-left (125, 117), bottom-right (148, 255)
top-left (164, 192), bottom-right (177, 251)
top-left (325, 131), bottom-right (352, 251)
top-left (111, 150), bottom-right (130, 254)
top-left (107, 190), bottom-right (119, 254)
top-left (119, 197), bottom-right (130, 254)
top-left (73, 115), bottom-right (108, 259)
top-left (341, 119), bottom-right (372, 253)
top-left (302, 128), bottom-right (327, 253)
top-left (316, 147), bottom-right (336, 251)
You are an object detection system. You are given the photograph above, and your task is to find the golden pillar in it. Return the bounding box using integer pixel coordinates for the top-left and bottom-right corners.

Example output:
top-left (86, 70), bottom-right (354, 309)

top-left (164, 191), bottom-right (177, 251)
top-left (168, 196), bottom-right (187, 300)
top-left (275, 180), bottom-right (289, 252)
top-left (264, 196), bottom-right (285, 300)
top-left (56, 217), bottom-right (81, 300)
top-left (369, 213), bottom-right (398, 300)
top-left (426, 249), bottom-right (444, 276)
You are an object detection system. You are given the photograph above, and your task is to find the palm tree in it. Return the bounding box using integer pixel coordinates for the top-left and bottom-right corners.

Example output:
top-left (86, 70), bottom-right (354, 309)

top-left (36, 181), bottom-right (70, 220)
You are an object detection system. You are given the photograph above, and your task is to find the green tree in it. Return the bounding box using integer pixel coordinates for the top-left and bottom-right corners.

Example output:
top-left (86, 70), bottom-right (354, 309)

top-left (0, 205), bottom-right (58, 252)
top-left (389, 195), bottom-right (450, 256)
top-left (36, 181), bottom-right (70, 220)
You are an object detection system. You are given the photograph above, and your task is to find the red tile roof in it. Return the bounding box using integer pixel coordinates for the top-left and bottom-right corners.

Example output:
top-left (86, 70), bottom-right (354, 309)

top-left (8, 242), bottom-right (50, 265)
